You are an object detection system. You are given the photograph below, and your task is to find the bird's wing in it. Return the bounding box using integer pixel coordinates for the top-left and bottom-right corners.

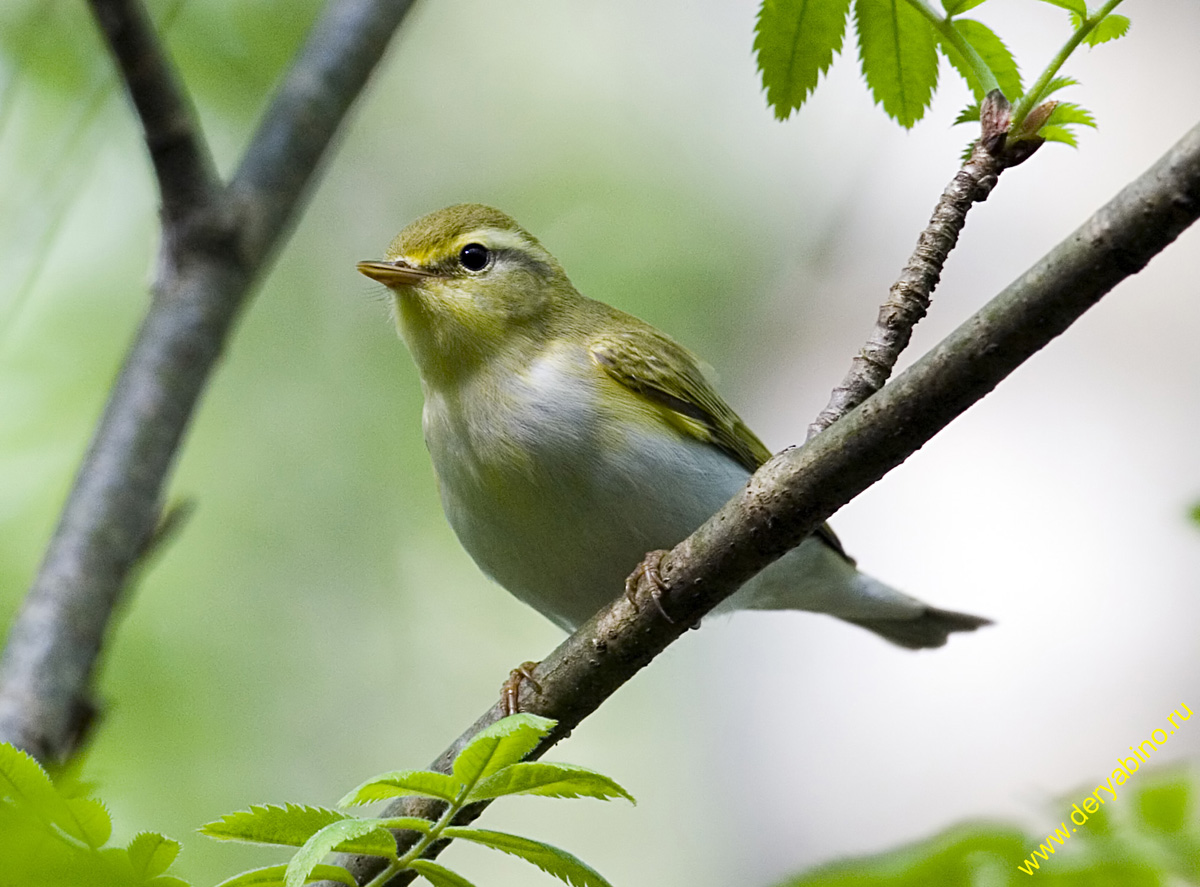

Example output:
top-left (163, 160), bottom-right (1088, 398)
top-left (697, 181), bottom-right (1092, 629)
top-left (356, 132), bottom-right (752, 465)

top-left (589, 326), bottom-right (770, 474)
top-left (589, 324), bottom-right (854, 564)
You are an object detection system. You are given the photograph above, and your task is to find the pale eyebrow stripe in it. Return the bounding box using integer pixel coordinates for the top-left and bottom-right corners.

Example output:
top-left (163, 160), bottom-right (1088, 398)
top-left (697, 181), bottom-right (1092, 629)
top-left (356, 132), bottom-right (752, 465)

top-left (462, 228), bottom-right (553, 276)
top-left (461, 228), bottom-right (534, 251)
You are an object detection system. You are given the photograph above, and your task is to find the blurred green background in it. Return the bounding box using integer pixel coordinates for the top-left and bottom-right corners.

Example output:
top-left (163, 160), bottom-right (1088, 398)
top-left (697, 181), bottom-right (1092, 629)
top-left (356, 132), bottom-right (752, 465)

top-left (2, 1), bottom-right (1200, 885)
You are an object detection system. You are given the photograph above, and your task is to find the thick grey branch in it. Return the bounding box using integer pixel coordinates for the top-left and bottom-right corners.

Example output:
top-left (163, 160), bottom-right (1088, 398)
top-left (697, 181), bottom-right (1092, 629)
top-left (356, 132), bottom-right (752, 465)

top-left (338, 120), bottom-right (1200, 886)
top-left (0, 0), bottom-right (418, 763)
top-left (86, 0), bottom-right (217, 223)
top-left (0, 257), bottom-right (246, 761)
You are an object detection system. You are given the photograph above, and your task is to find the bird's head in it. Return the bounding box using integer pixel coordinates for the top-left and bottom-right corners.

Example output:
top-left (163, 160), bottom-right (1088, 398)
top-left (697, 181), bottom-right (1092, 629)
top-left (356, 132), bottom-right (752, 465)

top-left (358, 204), bottom-right (577, 386)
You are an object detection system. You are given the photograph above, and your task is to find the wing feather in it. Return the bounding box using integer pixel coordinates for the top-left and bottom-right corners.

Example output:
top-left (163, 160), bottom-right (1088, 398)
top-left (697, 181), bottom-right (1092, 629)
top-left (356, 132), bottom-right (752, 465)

top-left (589, 327), bottom-right (769, 473)
top-left (588, 323), bottom-right (852, 564)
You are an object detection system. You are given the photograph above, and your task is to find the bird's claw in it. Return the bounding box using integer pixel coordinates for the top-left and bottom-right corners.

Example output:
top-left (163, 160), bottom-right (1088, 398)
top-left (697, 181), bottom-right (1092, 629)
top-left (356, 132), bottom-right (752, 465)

top-left (624, 550), bottom-right (674, 623)
top-left (500, 660), bottom-right (542, 716)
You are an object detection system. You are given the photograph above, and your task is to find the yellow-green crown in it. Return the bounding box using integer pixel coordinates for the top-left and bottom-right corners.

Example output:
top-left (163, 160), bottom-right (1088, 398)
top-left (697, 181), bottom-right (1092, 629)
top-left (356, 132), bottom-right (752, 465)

top-left (386, 203), bottom-right (544, 267)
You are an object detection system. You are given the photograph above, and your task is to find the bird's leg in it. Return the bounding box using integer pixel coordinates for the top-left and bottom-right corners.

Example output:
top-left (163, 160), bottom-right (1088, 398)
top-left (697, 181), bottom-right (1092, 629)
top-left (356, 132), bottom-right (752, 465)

top-left (624, 549), bottom-right (674, 623)
top-left (500, 660), bottom-right (542, 716)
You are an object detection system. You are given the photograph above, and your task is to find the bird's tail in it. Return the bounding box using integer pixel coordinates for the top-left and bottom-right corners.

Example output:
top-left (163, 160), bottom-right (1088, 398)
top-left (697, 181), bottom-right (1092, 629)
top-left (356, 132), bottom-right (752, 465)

top-left (726, 541), bottom-right (992, 649)
top-left (841, 604), bottom-right (992, 650)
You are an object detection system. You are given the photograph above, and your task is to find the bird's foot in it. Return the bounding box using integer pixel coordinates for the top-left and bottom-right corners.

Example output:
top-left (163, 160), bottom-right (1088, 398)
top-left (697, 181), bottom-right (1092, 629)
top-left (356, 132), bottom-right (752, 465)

top-left (500, 660), bottom-right (542, 716)
top-left (624, 549), bottom-right (674, 623)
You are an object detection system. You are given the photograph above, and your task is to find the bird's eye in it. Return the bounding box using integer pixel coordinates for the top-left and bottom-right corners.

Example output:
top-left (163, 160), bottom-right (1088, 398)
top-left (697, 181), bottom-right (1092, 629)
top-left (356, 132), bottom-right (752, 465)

top-left (459, 243), bottom-right (491, 272)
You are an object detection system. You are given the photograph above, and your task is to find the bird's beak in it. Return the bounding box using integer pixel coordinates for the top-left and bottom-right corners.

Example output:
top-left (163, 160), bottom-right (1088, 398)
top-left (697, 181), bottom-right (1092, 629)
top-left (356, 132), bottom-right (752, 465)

top-left (357, 259), bottom-right (436, 286)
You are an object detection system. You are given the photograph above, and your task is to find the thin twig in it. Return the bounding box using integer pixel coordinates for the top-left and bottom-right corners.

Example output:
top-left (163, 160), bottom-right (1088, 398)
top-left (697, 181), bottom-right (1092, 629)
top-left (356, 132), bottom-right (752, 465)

top-left (86, 0), bottom-right (217, 223)
top-left (333, 119), bottom-right (1200, 887)
top-left (0, 0), bottom-right (419, 764)
top-left (806, 91), bottom-right (1029, 440)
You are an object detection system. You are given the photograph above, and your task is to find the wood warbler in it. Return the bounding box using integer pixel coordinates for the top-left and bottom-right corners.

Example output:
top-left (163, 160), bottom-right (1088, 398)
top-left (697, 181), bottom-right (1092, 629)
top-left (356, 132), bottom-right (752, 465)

top-left (358, 204), bottom-right (989, 647)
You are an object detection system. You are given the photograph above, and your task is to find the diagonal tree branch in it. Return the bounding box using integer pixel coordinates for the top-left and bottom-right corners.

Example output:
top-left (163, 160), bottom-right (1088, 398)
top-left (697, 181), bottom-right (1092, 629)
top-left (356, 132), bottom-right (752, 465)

top-left (334, 120), bottom-right (1200, 886)
top-left (0, 0), bottom-right (419, 764)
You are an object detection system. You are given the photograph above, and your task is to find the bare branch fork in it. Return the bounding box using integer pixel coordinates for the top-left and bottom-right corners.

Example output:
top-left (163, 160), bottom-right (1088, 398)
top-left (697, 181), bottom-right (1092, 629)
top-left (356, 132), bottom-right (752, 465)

top-left (0, 0), bottom-right (419, 763)
top-left (336, 123), bottom-right (1200, 886)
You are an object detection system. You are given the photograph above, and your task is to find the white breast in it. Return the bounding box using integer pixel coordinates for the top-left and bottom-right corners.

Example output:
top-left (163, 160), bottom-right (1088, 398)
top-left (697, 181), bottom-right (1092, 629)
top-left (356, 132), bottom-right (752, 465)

top-left (420, 343), bottom-right (923, 631)
top-left (422, 342), bottom-right (748, 630)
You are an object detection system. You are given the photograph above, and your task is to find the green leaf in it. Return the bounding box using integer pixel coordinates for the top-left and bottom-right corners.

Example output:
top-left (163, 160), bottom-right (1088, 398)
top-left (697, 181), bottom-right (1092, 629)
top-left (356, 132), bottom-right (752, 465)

top-left (1046, 101), bottom-right (1096, 129)
top-left (339, 770), bottom-right (460, 807)
top-left (285, 819), bottom-right (398, 887)
top-left (0, 744), bottom-right (114, 847)
top-left (214, 864), bottom-right (292, 887)
top-left (946, 19), bottom-right (1021, 100)
top-left (1135, 779), bottom-right (1191, 833)
top-left (1074, 12), bottom-right (1131, 46)
top-left (1039, 0), bottom-right (1086, 14)
top-left (145, 877), bottom-right (191, 887)
top-left (201, 804), bottom-right (351, 847)
top-left (940, 0), bottom-right (987, 14)
top-left (0, 741), bottom-right (68, 827)
top-left (953, 103), bottom-right (979, 125)
top-left (1038, 124), bottom-right (1077, 147)
top-left (127, 832), bottom-right (181, 880)
top-left (409, 860), bottom-right (479, 887)
top-left (375, 816), bottom-right (434, 834)
top-left (937, 39), bottom-right (980, 100)
top-left (452, 714), bottom-right (556, 789)
top-left (779, 823), bottom-right (1036, 884)
top-left (1190, 502), bottom-right (1200, 525)
top-left (755, 0), bottom-right (853, 120)
top-left (308, 818), bottom-right (397, 858)
top-left (854, 0), bottom-right (940, 128)
top-left (775, 775), bottom-right (1200, 883)
top-left (66, 796), bottom-right (112, 848)
top-left (1078, 796), bottom-right (1115, 837)
top-left (468, 763), bottom-right (635, 805)
top-left (0, 742), bottom-right (54, 804)
top-left (214, 863), bottom-right (356, 887)
top-left (443, 827), bottom-right (612, 887)
top-left (1041, 75), bottom-right (1080, 99)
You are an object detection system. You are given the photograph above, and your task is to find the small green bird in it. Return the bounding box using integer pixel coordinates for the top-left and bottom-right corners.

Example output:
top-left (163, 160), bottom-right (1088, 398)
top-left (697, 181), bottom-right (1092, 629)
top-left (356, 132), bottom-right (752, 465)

top-left (358, 204), bottom-right (988, 648)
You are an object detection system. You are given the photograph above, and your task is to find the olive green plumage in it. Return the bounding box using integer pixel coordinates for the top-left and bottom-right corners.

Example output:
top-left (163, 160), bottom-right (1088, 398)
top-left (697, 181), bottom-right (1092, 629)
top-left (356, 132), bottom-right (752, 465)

top-left (358, 203), bottom-right (988, 644)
